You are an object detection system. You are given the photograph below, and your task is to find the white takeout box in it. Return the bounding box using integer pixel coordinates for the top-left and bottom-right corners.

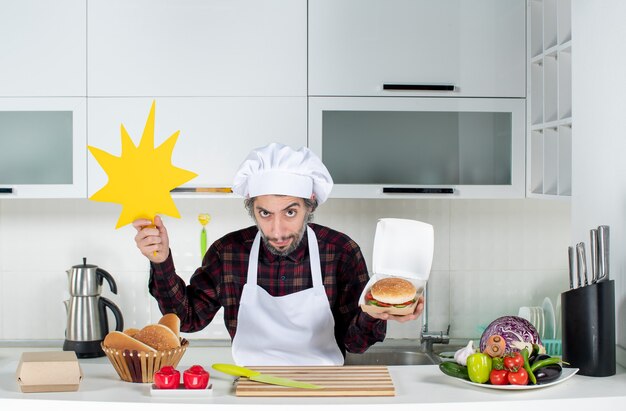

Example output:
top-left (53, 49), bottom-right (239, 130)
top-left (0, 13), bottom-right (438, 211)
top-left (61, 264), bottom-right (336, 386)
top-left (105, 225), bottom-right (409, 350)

top-left (359, 218), bottom-right (434, 315)
top-left (16, 351), bottom-right (83, 393)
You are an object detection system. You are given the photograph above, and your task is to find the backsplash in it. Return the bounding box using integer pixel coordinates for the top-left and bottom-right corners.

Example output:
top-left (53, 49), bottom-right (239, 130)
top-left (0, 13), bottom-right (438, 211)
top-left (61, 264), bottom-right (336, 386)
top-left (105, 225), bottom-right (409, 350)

top-left (0, 198), bottom-right (570, 342)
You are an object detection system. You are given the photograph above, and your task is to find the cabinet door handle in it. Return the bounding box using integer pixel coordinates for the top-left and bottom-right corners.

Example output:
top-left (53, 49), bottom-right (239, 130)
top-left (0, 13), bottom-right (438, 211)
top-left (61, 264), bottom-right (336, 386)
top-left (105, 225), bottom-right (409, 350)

top-left (171, 187), bottom-right (233, 193)
top-left (0, 188), bottom-right (14, 194)
top-left (383, 83), bottom-right (455, 91)
top-left (383, 187), bottom-right (455, 194)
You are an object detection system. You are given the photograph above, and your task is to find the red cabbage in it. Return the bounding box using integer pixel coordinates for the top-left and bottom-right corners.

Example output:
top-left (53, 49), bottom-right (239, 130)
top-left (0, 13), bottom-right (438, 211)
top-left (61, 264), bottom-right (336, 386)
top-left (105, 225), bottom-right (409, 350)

top-left (480, 315), bottom-right (542, 353)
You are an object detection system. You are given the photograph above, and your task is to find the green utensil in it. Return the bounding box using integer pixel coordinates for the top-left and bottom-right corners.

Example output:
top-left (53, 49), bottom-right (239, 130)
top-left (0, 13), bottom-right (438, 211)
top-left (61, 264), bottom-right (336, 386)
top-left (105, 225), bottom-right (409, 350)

top-left (212, 363), bottom-right (323, 389)
top-left (198, 213), bottom-right (210, 259)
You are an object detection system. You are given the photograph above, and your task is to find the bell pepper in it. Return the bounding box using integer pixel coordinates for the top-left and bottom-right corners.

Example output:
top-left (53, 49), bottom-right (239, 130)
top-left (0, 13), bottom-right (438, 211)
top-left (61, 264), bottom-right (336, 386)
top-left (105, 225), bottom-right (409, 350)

top-left (466, 352), bottom-right (492, 384)
top-left (153, 366), bottom-right (180, 389)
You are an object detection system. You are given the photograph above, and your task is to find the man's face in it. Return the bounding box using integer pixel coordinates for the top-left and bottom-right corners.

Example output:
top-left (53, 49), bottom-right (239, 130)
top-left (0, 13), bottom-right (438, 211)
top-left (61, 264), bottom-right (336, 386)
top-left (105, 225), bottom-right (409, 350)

top-left (252, 195), bottom-right (311, 256)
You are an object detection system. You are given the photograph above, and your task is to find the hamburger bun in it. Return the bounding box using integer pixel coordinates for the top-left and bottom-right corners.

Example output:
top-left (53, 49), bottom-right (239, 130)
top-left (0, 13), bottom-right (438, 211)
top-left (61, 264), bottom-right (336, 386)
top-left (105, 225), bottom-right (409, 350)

top-left (158, 313), bottom-right (181, 339)
top-left (103, 331), bottom-right (157, 352)
top-left (133, 324), bottom-right (181, 351)
top-left (361, 277), bottom-right (419, 316)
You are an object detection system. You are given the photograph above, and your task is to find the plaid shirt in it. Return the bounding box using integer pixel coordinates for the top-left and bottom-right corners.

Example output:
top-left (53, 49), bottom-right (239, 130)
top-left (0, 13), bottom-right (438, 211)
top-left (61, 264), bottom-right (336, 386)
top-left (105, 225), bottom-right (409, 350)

top-left (149, 223), bottom-right (386, 355)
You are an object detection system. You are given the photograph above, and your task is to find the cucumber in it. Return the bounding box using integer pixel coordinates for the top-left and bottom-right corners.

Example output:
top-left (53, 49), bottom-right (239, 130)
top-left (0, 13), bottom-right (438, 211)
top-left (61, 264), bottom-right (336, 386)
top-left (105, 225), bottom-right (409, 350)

top-left (439, 361), bottom-right (470, 380)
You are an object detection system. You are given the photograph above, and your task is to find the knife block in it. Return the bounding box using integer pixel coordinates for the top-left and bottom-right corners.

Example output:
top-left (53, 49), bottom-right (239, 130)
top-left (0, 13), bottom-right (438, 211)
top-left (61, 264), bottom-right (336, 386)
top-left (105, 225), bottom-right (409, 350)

top-left (561, 280), bottom-right (616, 376)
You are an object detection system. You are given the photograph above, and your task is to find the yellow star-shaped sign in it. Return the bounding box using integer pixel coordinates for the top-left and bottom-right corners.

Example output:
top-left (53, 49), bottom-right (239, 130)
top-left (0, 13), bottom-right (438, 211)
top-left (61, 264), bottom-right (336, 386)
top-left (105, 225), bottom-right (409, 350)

top-left (88, 101), bottom-right (198, 228)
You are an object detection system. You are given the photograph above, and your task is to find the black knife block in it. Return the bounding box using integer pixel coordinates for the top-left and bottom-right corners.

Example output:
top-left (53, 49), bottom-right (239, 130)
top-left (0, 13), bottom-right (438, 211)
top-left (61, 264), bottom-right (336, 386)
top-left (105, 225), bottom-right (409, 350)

top-left (561, 280), bottom-right (616, 376)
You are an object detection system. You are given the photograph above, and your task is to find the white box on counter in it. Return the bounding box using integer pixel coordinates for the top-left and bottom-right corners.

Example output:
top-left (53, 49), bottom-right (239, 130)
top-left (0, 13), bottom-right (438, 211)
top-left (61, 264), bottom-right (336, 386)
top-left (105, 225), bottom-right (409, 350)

top-left (16, 351), bottom-right (83, 393)
top-left (359, 218), bottom-right (434, 316)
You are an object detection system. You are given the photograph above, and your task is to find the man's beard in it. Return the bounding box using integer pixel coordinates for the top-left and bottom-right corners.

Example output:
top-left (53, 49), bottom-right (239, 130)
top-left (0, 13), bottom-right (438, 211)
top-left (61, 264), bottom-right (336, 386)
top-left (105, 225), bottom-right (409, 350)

top-left (258, 219), bottom-right (309, 257)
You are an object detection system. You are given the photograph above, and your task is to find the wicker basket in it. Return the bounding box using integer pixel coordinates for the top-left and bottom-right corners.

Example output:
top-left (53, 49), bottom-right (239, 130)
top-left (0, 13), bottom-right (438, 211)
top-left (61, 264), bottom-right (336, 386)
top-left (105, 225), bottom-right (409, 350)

top-left (102, 339), bottom-right (188, 383)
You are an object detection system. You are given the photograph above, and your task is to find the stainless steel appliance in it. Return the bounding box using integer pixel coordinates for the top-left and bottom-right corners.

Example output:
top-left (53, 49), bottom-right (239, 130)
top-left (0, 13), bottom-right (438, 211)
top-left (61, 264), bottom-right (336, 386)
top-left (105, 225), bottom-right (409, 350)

top-left (63, 258), bottom-right (123, 358)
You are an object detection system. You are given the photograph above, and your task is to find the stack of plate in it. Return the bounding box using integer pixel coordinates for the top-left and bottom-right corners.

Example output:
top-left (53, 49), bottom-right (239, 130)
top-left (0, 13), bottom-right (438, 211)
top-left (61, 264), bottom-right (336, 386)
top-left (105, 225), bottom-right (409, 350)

top-left (517, 297), bottom-right (556, 341)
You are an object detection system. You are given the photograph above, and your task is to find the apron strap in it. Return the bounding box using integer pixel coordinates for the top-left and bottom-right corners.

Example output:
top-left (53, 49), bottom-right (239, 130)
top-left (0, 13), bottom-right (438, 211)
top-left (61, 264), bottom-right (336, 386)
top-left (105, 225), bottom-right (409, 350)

top-left (246, 226), bottom-right (323, 290)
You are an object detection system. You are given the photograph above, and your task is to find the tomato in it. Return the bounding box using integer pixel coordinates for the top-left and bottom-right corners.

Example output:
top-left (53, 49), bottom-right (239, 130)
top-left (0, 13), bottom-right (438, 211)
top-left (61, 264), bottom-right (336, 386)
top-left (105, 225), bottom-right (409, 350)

top-left (503, 352), bottom-right (524, 371)
top-left (507, 368), bottom-right (529, 385)
top-left (489, 369), bottom-right (509, 385)
top-left (153, 366), bottom-right (180, 389)
top-left (183, 365), bottom-right (210, 389)
top-left (466, 353), bottom-right (492, 384)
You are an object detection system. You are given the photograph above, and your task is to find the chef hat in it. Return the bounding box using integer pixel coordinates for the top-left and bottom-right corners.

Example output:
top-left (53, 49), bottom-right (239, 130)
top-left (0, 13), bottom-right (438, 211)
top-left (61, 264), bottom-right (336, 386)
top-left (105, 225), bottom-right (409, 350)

top-left (232, 143), bottom-right (333, 204)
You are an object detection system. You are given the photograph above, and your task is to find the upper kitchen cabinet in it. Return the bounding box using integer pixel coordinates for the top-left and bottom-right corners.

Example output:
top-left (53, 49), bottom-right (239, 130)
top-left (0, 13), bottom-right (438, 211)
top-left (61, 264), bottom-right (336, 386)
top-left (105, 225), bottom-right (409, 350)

top-left (0, 98), bottom-right (87, 198)
top-left (309, 97), bottom-right (526, 199)
top-left (0, 0), bottom-right (86, 97)
top-left (87, 98), bottom-right (307, 197)
top-left (87, 0), bottom-right (306, 97)
top-left (309, 0), bottom-right (526, 98)
top-left (528, 0), bottom-right (572, 198)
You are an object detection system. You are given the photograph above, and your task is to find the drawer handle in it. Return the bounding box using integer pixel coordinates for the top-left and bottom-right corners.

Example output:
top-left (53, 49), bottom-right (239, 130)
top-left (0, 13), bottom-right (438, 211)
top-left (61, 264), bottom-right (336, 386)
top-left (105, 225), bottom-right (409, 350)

top-left (171, 187), bottom-right (233, 193)
top-left (383, 83), bottom-right (455, 91)
top-left (0, 187), bottom-right (14, 194)
top-left (383, 187), bottom-right (454, 194)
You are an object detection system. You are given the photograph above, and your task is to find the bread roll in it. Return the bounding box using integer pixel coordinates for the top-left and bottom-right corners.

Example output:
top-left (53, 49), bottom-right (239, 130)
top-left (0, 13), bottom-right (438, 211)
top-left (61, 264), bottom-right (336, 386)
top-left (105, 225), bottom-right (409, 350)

top-left (133, 324), bottom-right (181, 351)
top-left (158, 313), bottom-right (181, 339)
top-left (103, 331), bottom-right (156, 352)
top-left (123, 328), bottom-right (140, 337)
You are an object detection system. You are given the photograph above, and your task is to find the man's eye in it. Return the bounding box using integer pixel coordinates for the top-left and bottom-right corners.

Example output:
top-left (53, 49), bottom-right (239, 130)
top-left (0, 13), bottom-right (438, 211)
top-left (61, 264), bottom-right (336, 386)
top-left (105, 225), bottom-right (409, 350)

top-left (285, 210), bottom-right (297, 217)
top-left (259, 210), bottom-right (270, 217)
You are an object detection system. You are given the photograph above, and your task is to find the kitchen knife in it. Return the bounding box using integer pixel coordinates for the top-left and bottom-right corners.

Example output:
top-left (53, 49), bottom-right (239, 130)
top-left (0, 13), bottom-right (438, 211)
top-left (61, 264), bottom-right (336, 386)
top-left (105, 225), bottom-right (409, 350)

top-left (568, 246), bottom-right (576, 289)
top-left (576, 242), bottom-right (587, 287)
top-left (597, 225), bottom-right (610, 281)
top-left (590, 229), bottom-right (599, 284)
top-left (212, 363), bottom-right (323, 389)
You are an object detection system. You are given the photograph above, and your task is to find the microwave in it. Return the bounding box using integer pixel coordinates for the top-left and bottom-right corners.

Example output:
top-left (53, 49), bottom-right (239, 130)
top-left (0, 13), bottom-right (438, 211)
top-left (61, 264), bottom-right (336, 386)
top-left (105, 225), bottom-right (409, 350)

top-left (308, 97), bottom-right (525, 199)
top-left (0, 98), bottom-right (86, 198)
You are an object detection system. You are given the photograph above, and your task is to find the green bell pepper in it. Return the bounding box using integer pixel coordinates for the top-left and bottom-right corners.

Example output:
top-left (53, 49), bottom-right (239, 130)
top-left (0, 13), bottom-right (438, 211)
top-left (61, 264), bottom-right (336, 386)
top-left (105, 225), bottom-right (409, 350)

top-left (466, 352), bottom-right (492, 384)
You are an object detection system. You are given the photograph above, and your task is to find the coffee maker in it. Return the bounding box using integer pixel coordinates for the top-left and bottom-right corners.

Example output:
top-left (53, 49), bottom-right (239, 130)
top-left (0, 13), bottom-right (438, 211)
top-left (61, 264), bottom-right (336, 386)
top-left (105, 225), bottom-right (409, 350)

top-left (63, 258), bottom-right (124, 358)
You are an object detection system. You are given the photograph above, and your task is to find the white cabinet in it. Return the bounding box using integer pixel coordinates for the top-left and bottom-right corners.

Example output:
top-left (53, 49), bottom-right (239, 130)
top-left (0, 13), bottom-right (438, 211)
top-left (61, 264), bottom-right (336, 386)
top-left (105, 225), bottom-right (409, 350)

top-left (0, 0), bottom-right (86, 97)
top-left (0, 98), bottom-right (87, 198)
top-left (87, 0), bottom-right (306, 97)
top-left (87, 98), bottom-right (307, 197)
top-left (309, 0), bottom-right (526, 98)
top-left (309, 97), bottom-right (526, 199)
top-left (527, 0), bottom-right (572, 197)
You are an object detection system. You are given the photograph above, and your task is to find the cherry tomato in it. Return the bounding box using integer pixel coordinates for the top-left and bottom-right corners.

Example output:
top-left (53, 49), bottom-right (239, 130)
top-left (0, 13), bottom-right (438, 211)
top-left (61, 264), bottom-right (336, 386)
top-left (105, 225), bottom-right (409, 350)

top-left (503, 352), bottom-right (524, 371)
top-left (489, 369), bottom-right (509, 385)
top-left (153, 366), bottom-right (180, 389)
top-left (507, 368), bottom-right (529, 385)
top-left (183, 365), bottom-right (210, 389)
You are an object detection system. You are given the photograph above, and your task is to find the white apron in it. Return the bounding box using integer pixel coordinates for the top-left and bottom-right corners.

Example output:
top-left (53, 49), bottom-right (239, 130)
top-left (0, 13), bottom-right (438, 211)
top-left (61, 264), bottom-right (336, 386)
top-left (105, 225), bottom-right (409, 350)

top-left (231, 226), bottom-right (344, 366)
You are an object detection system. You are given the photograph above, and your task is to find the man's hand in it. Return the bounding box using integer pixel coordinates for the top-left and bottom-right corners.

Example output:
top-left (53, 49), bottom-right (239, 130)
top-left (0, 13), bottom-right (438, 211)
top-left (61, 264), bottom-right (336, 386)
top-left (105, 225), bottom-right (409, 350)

top-left (366, 294), bottom-right (425, 323)
top-left (133, 215), bottom-right (170, 263)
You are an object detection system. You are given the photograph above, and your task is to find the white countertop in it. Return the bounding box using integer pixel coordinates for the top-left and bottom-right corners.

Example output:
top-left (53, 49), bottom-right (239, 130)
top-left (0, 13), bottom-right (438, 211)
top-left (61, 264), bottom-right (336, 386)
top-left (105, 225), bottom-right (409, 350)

top-left (1, 344), bottom-right (625, 411)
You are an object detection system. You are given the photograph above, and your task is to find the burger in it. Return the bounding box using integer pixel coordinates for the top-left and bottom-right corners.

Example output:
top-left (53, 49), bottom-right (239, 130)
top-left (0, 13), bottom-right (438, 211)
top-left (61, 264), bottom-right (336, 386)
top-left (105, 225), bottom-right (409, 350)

top-left (362, 277), bottom-right (419, 316)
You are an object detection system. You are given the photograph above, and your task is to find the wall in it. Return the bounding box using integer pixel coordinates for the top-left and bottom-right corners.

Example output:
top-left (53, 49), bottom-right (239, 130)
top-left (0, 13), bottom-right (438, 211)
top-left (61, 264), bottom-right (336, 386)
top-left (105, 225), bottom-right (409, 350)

top-left (572, 0), bottom-right (626, 366)
top-left (0, 197), bottom-right (570, 342)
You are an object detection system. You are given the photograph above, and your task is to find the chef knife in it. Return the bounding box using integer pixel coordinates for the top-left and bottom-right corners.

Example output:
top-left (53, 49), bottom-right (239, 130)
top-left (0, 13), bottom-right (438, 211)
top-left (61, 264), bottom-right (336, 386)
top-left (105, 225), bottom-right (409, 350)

top-left (568, 246), bottom-right (576, 289)
top-left (576, 242), bottom-right (587, 287)
top-left (590, 229), bottom-right (599, 284)
top-left (212, 363), bottom-right (323, 389)
top-left (597, 225), bottom-right (610, 281)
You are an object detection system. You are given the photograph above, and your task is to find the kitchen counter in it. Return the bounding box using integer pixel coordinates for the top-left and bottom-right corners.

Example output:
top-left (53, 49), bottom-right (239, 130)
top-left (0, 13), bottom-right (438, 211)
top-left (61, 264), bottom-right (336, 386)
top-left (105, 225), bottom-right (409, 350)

top-left (1, 343), bottom-right (625, 411)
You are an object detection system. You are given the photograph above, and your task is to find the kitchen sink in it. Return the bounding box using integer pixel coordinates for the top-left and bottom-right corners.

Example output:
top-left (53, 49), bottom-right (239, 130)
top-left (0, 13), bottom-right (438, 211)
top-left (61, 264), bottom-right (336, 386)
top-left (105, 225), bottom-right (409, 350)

top-left (344, 349), bottom-right (440, 366)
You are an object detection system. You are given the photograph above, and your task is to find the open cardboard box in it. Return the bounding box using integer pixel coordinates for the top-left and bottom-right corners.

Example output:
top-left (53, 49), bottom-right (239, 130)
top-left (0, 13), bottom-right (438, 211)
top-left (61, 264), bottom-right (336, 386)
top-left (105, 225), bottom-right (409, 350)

top-left (360, 218), bottom-right (434, 316)
top-left (16, 351), bottom-right (83, 393)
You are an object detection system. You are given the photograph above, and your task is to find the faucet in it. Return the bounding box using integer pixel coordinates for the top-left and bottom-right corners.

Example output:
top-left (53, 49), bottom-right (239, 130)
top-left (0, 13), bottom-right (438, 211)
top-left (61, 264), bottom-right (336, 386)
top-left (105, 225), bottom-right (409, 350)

top-left (420, 281), bottom-right (450, 353)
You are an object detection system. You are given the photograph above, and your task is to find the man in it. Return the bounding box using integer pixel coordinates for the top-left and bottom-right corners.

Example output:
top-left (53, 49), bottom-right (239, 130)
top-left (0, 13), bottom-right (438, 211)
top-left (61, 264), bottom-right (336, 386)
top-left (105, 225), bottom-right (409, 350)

top-left (133, 143), bottom-right (424, 365)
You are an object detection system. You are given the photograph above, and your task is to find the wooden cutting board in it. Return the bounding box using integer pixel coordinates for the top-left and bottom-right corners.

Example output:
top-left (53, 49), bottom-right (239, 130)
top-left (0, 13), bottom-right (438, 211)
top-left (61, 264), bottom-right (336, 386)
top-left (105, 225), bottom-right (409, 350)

top-left (234, 365), bottom-right (395, 397)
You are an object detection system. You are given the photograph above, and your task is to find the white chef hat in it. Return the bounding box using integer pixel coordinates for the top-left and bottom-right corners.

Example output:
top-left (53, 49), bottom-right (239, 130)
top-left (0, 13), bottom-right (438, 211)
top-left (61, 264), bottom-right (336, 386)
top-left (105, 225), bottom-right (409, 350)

top-left (232, 143), bottom-right (333, 204)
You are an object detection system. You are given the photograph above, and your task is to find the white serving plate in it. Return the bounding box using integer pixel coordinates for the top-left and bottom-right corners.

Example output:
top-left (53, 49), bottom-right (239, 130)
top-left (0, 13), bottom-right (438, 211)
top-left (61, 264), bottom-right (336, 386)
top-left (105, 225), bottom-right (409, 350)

top-left (450, 368), bottom-right (578, 391)
top-left (149, 383), bottom-right (213, 397)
